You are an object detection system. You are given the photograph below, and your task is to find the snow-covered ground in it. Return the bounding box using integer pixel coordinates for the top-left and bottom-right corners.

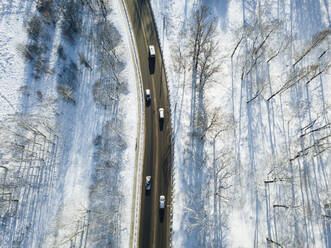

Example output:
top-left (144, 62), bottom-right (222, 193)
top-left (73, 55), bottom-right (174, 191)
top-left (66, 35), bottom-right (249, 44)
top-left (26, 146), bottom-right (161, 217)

top-left (1, 0), bottom-right (329, 247)
top-left (0, 0), bottom-right (137, 247)
top-left (150, 0), bottom-right (330, 247)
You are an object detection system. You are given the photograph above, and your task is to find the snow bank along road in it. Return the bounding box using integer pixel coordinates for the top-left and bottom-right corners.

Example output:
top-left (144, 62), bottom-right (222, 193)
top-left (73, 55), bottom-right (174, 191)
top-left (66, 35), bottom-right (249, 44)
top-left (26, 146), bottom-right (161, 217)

top-left (125, 0), bottom-right (172, 247)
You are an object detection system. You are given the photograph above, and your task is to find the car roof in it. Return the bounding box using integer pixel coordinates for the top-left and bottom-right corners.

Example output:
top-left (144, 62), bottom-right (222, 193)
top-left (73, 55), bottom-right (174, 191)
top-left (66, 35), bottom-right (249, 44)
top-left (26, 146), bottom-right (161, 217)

top-left (149, 45), bottom-right (155, 56)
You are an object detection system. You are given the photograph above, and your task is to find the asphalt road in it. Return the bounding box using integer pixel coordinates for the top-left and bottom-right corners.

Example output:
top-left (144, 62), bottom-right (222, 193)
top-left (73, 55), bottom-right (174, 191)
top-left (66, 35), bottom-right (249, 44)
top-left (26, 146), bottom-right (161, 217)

top-left (124, 0), bottom-right (172, 248)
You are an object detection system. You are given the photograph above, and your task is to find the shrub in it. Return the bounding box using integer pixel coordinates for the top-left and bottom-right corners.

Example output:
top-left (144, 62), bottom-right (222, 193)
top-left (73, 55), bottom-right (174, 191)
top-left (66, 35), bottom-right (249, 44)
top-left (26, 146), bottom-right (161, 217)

top-left (58, 61), bottom-right (78, 90)
top-left (57, 85), bottom-right (75, 104)
top-left (17, 43), bottom-right (43, 61)
top-left (37, 0), bottom-right (58, 25)
top-left (57, 45), bottom-right (66, 60)
top-left (27, 15), bottom-right (42, 41)
top-left (78, 52), bottom-right (92, 70)
top-left (62, 1), bottom-right (83, 43)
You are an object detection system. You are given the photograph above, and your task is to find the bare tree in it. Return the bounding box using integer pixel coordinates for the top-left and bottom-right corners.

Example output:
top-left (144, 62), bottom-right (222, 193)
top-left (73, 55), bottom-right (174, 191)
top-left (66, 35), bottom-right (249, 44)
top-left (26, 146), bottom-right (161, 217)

top-left (189, 5), bottom-right (217, 73)
top-left (268, 63), bottom-right (330, 101)
top-left (197, 39), bottom-right (220, 91)
top-left (199, 108), bottom-right (234, 140)
top-left (171, 29), bottom-right (189, 74)
top-left (266, 237), bottom-right (284, 248)
top-left (293, 28), bottom-right (331, 66)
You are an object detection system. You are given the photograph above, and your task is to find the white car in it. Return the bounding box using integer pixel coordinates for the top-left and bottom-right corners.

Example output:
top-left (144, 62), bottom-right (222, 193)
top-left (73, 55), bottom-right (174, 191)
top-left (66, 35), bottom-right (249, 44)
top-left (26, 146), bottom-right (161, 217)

top-left (145, 89), bottom-right (151, 103)
top-left (159, 108), bottom-right (164, 120)
top-left (145, 176), bottom-right (151, 191)
top-left (159, 195), bottom-right (165, 209)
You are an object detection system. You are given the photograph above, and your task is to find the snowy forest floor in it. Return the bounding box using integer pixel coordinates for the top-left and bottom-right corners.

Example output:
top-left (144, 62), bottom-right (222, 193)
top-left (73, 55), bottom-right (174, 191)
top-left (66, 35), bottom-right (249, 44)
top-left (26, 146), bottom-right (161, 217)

top-left (150, 0), bottom-right (330, 247)
top-left (0, 0), bottom-right (137, 247)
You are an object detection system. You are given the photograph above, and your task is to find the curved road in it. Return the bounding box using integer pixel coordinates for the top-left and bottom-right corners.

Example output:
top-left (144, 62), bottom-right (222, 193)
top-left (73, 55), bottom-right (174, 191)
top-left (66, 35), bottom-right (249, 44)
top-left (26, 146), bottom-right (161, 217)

top-left (124, 0), bottom-right (172, 247)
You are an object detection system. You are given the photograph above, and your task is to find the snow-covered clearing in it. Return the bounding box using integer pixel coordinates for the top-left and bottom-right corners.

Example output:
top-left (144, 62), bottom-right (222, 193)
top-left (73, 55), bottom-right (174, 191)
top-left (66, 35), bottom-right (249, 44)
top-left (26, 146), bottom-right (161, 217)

top-left (0, 0), bottom-right (137, 247)
top-left (150, 0), bottom-right (330, 247)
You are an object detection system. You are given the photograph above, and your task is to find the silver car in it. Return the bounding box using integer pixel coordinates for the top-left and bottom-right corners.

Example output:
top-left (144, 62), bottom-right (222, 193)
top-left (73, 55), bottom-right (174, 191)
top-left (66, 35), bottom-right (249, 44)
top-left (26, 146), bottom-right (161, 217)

top-left (145, 176), bottom-right (151, 191)
top-left (145, 89), bottom-right (151, 103)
